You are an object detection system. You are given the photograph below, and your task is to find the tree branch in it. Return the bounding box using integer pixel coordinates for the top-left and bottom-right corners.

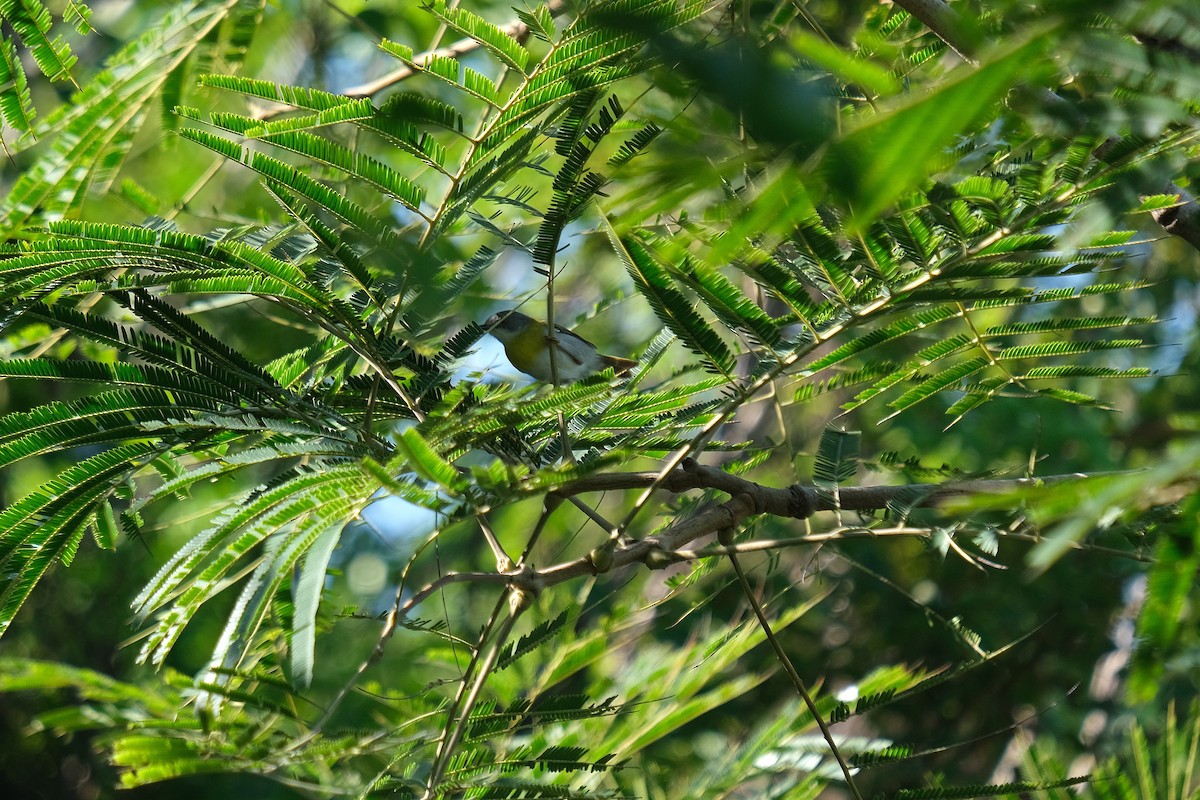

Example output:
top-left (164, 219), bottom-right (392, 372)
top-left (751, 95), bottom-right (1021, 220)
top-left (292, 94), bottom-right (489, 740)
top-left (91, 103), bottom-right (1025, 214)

top-left (528, 462), bottom-right (1112, 588)
top-left (559, 458), bottom-right (1093, 518)
top-left (671, 527), bottom-right (1154, 563)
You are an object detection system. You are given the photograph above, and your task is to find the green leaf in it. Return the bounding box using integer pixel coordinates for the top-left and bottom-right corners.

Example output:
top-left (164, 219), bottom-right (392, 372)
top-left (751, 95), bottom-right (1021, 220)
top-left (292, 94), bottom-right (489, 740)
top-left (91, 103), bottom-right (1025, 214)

top-left (0, 2), bottom-right (253, 236)
top-left (0, 37), bottom-right (36, 132)
top-left (615, 231), bottom-right (735, 375)
top-left (0, 0), bottom-right (78, 83)
top-left (814, 427), bottom-right (860, 489)
top-left (136, 465), bottom-right (371, 665)
top-left (791, 28), bottom-right (899, 97)
top-left (1127, 504), bottom-right (1200, 703)
top-left (92, 500), bottom-right (119, 551)
top-left (424, 1), bottom-right (531, 73)
top-left (396, 428), bottom-right (465, 492)
top-left (289, 521), bottom-right (341, 688)
top-left (198, 73), bottom-right (360, 111)
top-left (887, 356), bottom-right (991, 416)
top-left (0, 443), bottom-right (162, 637)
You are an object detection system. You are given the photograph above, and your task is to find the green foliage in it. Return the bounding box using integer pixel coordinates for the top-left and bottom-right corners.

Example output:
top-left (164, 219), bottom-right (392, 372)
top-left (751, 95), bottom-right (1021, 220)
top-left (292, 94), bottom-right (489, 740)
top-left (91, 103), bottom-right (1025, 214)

top-left (0, 1), bottom-right (266, 236)
top-left (1007, 702), bottom-right (1200, 800)
top-left (0, 0), bottom-right (80, 91)
top-left (0, 1), bottom-right (1199, 798)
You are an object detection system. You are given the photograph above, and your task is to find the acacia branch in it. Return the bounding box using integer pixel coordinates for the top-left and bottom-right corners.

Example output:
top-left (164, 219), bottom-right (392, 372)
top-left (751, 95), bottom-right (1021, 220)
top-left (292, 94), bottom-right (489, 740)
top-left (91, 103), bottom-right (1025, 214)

top-left (558, 458), bottom-right (1091, 517)
top-left (307, 462), bottom-right (1143, 682)
top-left (672, 527), bottom-right (1154, 563)
top-left (527, 461), bottom-right (1109, 589)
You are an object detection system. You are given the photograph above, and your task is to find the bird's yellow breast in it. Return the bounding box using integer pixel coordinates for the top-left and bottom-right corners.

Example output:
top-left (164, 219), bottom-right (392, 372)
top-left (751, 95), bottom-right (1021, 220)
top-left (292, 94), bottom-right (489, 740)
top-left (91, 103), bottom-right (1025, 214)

top-left (502, 324), bottom-right (595, 383)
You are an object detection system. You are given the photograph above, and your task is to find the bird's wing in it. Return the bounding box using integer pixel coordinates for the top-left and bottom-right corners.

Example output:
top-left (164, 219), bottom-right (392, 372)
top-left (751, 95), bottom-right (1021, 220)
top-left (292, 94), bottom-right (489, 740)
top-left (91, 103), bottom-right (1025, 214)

top-left (549, 327), bottom-right (593, 366)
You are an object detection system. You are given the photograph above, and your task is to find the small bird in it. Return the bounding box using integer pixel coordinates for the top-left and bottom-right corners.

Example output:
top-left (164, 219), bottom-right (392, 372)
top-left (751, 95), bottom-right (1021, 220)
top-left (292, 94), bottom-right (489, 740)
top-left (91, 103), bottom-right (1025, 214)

top-left (484, 309), bottom-right (636, 384)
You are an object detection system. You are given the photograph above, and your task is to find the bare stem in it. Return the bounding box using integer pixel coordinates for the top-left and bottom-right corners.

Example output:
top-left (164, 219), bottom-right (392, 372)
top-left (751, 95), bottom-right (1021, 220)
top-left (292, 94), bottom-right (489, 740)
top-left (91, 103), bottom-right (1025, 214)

top-left (727, 544), bottom-right (865, 799)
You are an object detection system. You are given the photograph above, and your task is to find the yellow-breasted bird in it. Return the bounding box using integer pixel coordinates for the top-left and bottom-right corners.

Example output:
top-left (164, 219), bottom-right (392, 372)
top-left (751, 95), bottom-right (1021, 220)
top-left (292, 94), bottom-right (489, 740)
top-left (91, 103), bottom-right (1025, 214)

top-left (484, 309), bottom-right (636, 383)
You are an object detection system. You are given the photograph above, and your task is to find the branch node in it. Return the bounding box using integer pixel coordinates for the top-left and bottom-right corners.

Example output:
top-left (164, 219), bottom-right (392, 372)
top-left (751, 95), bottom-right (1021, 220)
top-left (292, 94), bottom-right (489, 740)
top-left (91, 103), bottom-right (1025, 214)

top-left (587, 541), bottom-right (615, 574)
top-left (730, 492), bottom-right (757, 519)
top-left (508, 586), bottom-right (534, 614)
top-left (506, 566), bottom-right (542, 613)
top-left (506, 565), bottom-right (542, 598)
top-left (788, 485), bottom-right (815, 519)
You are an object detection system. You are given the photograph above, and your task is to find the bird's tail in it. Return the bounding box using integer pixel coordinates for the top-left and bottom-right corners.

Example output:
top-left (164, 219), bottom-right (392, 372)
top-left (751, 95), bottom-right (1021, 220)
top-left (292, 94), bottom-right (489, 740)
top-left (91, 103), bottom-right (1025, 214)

top-left (601, 355), bottom-right (637, 375)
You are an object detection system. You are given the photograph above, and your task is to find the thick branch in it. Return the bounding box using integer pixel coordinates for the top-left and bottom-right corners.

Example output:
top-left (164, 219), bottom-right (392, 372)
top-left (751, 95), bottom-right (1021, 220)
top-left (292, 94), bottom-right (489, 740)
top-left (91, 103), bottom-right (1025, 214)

top-left (525, 461), bottom-right (1103, 589)
top-left (559, 458), bottom-right (1091, 517)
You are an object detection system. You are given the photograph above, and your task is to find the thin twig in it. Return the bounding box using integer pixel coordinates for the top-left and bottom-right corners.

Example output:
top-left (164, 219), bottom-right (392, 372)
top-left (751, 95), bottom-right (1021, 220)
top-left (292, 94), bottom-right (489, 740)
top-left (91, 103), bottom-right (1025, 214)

top-left (726, 541), bottom-right (865, 799)
top-left (838, 551), bottom-right (988, 658)
top-left (564, 494), bottom-right (618, 536)
top-left (518, 494), bottom-right (563, 566)
top-left (477, 513), bottom-right (514, 571)
top-left (301, 527), bottom-right (474, 740)
top-left (422, 590), bottom-right (526, 799)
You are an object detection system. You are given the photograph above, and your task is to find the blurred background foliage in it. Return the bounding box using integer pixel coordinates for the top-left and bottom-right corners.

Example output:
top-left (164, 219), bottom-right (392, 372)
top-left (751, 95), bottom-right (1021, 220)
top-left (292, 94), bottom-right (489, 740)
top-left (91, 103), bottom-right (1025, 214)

top-left (0, 0), bottom-right (1198, 799)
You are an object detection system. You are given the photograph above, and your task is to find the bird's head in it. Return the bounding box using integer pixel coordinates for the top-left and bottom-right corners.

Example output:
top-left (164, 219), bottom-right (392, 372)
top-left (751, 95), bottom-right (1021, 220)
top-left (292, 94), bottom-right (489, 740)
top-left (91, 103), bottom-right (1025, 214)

top-left (484, 309), bottom-right (537, 342)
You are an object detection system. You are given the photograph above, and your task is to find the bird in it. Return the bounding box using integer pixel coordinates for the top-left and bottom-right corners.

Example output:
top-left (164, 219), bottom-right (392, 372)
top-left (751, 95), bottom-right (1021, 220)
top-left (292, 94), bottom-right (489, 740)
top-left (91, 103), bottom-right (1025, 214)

top-left (483, 309), bottom-right (637, 384)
